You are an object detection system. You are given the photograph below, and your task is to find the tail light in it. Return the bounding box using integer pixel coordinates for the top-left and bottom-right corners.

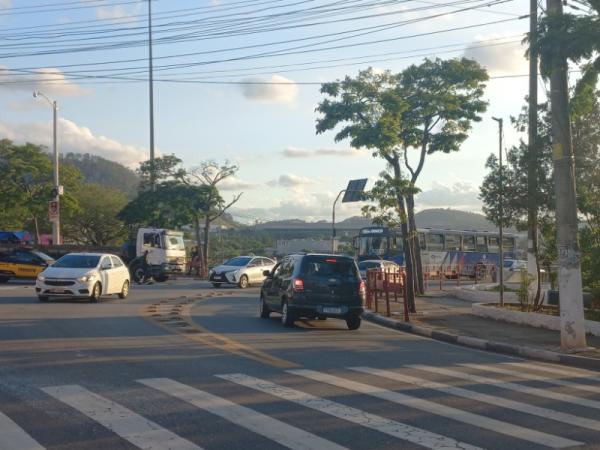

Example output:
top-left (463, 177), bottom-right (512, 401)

top-left (359, 280), bottom-right (366, 296)
top-left (293, 278), bottom-right (304, 292)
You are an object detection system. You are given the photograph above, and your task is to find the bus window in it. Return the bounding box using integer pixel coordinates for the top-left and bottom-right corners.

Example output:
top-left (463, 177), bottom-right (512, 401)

top-left (503, 237), bottom-right (515, 250)
top-left (426, 233), bottom-right (444, 251)
top-left (488, 236), bottom-right (499, 252)
top-left (463, 235), bottom-right (476, 251)
top-left (418, 232), bottom-right (426, 250)
top-left (476, 236), bottom-right (487, 252)
top-left (444, 234), bottom-right (460, 251)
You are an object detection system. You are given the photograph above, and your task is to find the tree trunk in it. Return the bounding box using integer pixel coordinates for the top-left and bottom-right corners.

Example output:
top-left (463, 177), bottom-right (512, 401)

top-left (391, 160), bottom-right (416, 313)
top-left (406, 193), bottom-right (425, 295)
top-left (203, 215), bottom-right (210, 278)
top-left (32, 216), bottom-right (40, 245)
top-left (194, 215), bottom-right (205, 278)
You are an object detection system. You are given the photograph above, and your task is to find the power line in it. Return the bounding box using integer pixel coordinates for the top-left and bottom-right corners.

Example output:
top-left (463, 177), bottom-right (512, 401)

top-left (0, 0), bottom-right (142, 16)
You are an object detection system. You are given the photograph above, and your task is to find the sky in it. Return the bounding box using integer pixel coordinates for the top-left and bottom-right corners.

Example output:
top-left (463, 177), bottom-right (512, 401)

top-left (0, 0), bottom-right (548, 223)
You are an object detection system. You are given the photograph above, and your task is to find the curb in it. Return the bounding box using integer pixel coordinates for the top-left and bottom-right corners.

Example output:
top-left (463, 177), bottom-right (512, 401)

top-left (361, 310), bottom-right (600, 371)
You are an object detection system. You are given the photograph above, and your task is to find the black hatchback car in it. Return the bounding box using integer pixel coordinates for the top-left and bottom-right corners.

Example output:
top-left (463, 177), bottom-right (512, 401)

top-left (259, 253), bottom-right (365, 329)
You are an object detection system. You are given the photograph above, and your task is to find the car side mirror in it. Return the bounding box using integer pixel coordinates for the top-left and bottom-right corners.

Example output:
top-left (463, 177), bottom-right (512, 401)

top-left (263, 270), bottom-right (271, 277)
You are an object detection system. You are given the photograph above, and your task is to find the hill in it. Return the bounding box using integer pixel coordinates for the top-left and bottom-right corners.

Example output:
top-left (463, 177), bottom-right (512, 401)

top-left (414, 208), bottom-right (498, 231)
top-left (61, 153), bottom-right (139, 199)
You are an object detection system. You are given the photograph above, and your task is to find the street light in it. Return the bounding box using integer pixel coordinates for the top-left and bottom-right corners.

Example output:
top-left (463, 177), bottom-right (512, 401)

top-left (33, 91), bottom-right (60, 245)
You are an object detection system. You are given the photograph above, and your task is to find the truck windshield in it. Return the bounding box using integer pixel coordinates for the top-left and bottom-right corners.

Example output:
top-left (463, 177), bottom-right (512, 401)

top-left (165, 235), bottom-right (185, 251)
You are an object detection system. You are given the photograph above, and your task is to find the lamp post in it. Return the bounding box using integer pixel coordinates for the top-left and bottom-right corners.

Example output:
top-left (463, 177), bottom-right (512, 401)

top-left (492, 116), bottom-right (504, 306)
top-left (33, 91), bottom-right (60, 245)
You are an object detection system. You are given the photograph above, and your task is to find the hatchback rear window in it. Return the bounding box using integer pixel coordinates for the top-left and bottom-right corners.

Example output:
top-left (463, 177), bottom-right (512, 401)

top-left (301, 257), bottom-right (359, 280)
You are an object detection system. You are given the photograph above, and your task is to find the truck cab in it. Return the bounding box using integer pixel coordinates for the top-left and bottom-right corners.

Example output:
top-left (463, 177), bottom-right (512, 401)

top-left (130, 228), bottom-right (186, 282)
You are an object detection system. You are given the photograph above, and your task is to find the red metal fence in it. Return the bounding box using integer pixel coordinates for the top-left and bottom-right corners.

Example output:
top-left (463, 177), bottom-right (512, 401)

top-left (422, 263), bottom-right (498, 290)
top-left (365, 268), bottom-right (409, 321)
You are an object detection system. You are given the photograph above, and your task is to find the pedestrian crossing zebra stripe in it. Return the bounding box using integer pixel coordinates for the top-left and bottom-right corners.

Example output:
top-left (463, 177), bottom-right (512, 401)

top-left (289, 369), bottom-right (582, 449)
top-left (350, 366), bottom-right (600, 432)
top-left (503, 362), bottom-right (600, 381)
top-left (0, 411), bottom-right (45, 450)
top-left (42, 385), bottom-right (203, 450)
top-left (410, 364), bottom-right (600, 411)
top-left (138, 378), bottom-right (349, 450)
top-left (461, 363), bottom-right (600, 395)
top-left (217, 373), bottom-right (484, 450)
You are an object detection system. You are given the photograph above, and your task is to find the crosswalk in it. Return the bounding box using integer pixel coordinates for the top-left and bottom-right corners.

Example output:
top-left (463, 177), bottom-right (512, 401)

top-left (2, 361), bottom-right (600, 450)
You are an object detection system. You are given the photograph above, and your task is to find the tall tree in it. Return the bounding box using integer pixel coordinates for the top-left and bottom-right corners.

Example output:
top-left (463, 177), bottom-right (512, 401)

top-left (315, 68), bottom-right (419, 310)
top-left (397, 58), bottom-right (488, 294)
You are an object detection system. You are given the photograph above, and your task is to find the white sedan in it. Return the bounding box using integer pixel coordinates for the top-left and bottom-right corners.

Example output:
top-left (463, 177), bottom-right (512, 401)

top-left (209, 256), bottom-right (276, 288)
top-left (36, 253), bottom-right (130, 302)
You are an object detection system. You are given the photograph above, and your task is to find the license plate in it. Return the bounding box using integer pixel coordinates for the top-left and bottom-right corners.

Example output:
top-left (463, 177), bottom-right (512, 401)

top-left (323, 307), bottom-right (342, 314)
top-left (49, 288), bottom-right (65, 293)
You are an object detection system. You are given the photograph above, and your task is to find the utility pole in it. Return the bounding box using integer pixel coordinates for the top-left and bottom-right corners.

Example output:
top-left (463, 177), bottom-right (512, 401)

top-left (492, 117), bottom-right (504, 306)
top-left (527, 0), bottom-right (541, 304)
top-left (33, 91), bottom-right (60, 245)
top-left (148, 0), bottom-right (156, 191)
top-left (546, 0), bottom-right (587, 350)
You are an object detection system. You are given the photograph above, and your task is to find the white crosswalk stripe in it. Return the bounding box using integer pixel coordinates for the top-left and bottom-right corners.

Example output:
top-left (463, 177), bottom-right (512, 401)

top-left (350, 366), bottom-right (600, 432)
top-left (289, 369), bottom-right (582, 449)
top-left (410, 364), bottom-right (600, 411)
top-left (218, 373), bottom-right (484, 450)
top-left (42, 385), bottom-right (203, 450)
top-left (502, 362), bottom-right (600, 382)
top-left (139, 377), bottom-right (349, 450)
top-left (0, 410), bottom-right (45, 450)
top-left (466, 362), bottom-right (600, 395)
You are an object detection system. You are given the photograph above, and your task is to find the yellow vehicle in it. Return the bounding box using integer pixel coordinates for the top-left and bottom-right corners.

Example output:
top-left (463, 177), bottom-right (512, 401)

top-left (0, 249), bottom-right (54, 283)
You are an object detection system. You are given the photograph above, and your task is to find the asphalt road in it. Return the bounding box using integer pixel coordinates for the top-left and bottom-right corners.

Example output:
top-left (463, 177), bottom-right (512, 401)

top-left (0, 279), bottom-right (599, 450)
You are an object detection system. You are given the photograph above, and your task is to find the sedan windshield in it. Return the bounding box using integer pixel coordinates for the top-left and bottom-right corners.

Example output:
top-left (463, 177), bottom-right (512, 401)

top-left (223, 256), bottom-right (252, 267)
top-left (53, 254), bottom-right (100, 269)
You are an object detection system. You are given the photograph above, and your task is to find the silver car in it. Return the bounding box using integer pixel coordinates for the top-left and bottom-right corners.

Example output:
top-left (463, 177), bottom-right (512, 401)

top-left (358, 259), bottom-right (401, 280)
top-left (208, 256), bottom-right (276, 288)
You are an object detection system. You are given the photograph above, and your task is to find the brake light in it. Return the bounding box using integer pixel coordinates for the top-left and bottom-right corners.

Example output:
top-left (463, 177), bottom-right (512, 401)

top-left (325, 258), bottom-right (337, 263)
top-left (293, 278), bottom-right (304, 292)
top-left (359, 280), bottom-right (366, 296)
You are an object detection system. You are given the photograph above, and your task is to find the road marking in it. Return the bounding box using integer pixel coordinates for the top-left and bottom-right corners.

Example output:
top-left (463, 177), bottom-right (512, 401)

top-left (411, 365), bottom-right (600, 411)
top-left (0, 411), bottom-right (45, 450)
top-left (462, 363), bottom-right (600, 395)
top-left (42, 385), bottom-right (202, 450)
top-left (351, 366), bottom-right (600, 432)
top-left (289, 369), bottom-right (581, 449)
top-left (139, 378), bottom-right (348, 450)
top-left (502, 362), bottom-right (600, 379)
top-left (218, 373), bottom-right (483, 450)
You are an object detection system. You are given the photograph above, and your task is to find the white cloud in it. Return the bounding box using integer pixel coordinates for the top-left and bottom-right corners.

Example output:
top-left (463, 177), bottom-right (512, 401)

top-left (239, 75), bottom-right (298, 103)
top-left (0, 0), bottom-right (10, 10)
top-left (96, 1), bottom-right (142, 24)
top-left (463, 35), bottom-right (528, 76)
top-left (267, 173), bottom-right (319, 188)
top-left (416, 181), bottom-right (482, 211)
top-left (0, 119), bottom-right (148, 168)
top-left (218, 176), bottom-right (260, 191)
top-left (282, 146), bottom-right (364, 158)
top-left (0, 65), bottom-right (90, 97)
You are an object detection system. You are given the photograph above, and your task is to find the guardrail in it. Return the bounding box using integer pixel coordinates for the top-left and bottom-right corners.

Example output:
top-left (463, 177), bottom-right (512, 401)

top-left (365, 268), bottom-right (409, 321)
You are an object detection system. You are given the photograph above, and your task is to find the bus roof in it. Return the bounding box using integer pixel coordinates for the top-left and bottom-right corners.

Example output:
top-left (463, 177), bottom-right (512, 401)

top-left (359, 226), bottom-right (517, 237)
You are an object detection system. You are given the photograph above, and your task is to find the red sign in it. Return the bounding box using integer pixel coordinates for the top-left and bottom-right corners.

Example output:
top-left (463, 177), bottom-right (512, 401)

top-left (48, 201), bottom-right (59, 221)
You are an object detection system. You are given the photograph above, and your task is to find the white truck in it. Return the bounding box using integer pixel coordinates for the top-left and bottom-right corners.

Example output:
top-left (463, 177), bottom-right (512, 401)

top-left (128, 228), bottom-right (186, 283)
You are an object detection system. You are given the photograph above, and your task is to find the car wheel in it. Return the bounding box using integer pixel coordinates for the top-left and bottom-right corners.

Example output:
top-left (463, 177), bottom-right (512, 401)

top-left (238, 275), bottom-right (249, 289)
top-left (0, 276), bottom-right (10, 283)
top-left (259, 295), bottom-right (270, 319)
top-left (346, 317), bottom-right (361, 330)
top-left (281, 300), bottom-right (295, 327)
top-left (118, 280), bottom-right (130, 299)
top-left (89, 282), bottom-right (102, 303)
top-left (317, 316), bottom-right (327, 321)
top-left (212, 282), bottom-right (221, 288)
top-left (38, 296), bottom-right (49, 302)
top-left (154, 274), bottom-right (169, 283)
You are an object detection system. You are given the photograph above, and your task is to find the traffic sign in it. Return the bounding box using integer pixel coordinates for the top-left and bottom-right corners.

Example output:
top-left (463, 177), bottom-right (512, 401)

top-left (48, 201), bottom-right (59, 221)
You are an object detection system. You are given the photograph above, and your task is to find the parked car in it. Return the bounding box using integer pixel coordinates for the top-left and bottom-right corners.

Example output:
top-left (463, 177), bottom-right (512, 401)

top-left (357, 259), bottom-right (401, 280)
top-left (259, 253), bottom-right (365, 329)
top-left (209, 256), bottom-right (276, 288)
top-left (35, 253), bottom-right (130, 302)
top-left (0, 249), bottom-right (54, 283)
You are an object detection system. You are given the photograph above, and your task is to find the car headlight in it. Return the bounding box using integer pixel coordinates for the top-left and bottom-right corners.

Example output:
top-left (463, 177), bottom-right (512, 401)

top-left (37, 275), bottom-right (45, 281)
top-left (77, 272), bottom-right (96, 282)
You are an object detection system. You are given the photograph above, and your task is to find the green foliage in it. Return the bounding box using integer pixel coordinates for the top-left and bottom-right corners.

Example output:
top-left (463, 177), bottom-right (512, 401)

top-left (61, 153), bottom-right (139, 199)
top-left (361, 171), bottom-right (417, 228)
top-left (62, 184), bottom-right (128, 246)
top-left (0, 139), bottom-right (82, 238)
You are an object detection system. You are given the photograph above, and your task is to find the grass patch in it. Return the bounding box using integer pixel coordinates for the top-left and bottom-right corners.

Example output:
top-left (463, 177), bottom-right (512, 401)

top-left (492, 303), bottom-right (599, 321)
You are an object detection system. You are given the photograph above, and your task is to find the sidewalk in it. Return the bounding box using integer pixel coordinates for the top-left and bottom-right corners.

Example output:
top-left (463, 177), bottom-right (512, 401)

top-left (364, 291), bottom-right (600, 370)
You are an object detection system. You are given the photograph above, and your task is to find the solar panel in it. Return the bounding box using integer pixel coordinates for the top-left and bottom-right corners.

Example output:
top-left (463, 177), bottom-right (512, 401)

top-left (342, 178), bottom-right (368, 203)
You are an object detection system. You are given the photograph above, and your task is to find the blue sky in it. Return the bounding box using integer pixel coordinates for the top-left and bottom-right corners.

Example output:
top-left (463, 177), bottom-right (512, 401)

top-left (0, 0), bottom-right (544, 222)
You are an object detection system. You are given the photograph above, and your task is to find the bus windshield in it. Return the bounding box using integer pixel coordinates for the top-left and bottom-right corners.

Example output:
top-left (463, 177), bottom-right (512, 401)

top-left (358, 236), bottom-right (388, 257)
